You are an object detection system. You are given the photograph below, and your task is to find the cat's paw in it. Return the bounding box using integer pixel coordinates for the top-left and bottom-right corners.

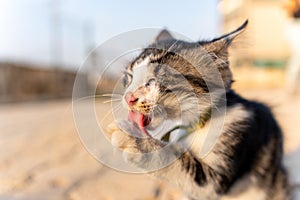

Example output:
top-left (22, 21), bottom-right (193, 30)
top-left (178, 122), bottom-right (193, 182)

top-left (106, 121), bottom-right (165, 168)
top-left (106, 121), bottom-right (141, 153)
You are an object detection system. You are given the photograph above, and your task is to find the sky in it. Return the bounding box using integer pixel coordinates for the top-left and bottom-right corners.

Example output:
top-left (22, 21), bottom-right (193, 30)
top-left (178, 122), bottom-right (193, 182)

top-left (0, 0), bottom-right (220, 70)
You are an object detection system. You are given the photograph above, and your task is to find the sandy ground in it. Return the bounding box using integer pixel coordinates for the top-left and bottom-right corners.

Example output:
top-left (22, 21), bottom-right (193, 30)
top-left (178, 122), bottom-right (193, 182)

top-left (1, 88), bottom-right (300, 200)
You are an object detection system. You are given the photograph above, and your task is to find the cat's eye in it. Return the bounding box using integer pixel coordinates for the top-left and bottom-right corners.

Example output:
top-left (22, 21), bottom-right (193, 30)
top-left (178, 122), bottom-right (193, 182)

top-left (123, 72), bottom-right (132, 87)
top-left (145, 78), bottom-right (155, 87)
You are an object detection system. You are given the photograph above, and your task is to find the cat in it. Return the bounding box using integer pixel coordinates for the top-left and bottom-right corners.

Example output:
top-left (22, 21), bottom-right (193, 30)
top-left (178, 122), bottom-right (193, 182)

top-left (105, 20), bottom-right (291, 200)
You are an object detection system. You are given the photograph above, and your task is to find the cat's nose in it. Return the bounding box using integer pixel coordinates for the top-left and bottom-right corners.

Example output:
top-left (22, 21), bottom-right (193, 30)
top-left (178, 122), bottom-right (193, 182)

top-left (125, 92), bottom-right (138, 106)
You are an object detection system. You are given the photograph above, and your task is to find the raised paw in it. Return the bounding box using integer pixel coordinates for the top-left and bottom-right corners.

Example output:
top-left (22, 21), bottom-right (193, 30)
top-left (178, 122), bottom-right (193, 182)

top-left (105, 121), bottom-right (168, 170)
top-left (105, 121), bottom-right (141, 153)
top-left (106, 121), bottom-right (164, 153)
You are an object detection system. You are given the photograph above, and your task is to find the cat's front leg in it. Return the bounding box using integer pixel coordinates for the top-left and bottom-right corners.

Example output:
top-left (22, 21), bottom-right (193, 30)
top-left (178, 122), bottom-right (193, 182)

top-left (106, 121), bottom-right (218, 199)
top-left (106, 121), bottom-right (166, 168)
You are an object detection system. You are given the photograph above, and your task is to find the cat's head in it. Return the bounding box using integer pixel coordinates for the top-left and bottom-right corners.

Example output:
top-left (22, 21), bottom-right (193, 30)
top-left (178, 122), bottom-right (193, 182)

top-left (122, 20), bottom-right (248, 128)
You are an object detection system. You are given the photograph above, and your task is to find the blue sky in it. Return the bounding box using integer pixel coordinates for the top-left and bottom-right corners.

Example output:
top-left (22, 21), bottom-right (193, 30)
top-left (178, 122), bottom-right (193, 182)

top-left (0, 0), bottom-right (220, 70)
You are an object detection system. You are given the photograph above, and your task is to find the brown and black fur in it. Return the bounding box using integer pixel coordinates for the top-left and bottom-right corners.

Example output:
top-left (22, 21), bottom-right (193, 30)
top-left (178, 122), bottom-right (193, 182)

top-left (106, 20), bottom-right (291, 200)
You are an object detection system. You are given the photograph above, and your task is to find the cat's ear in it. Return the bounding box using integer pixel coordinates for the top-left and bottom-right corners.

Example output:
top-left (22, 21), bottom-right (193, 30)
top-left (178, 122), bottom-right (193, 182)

top-left (202, 20), bottom-right (248, 60)
top-left (154, 29), bottom-right (174, 42)
top-left (201, 20), bottom-right (248, 90)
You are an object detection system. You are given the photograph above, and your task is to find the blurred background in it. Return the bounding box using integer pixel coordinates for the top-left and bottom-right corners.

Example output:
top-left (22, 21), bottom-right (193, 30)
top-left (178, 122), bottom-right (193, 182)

top-left (1, 0), bottom-right (300, 200)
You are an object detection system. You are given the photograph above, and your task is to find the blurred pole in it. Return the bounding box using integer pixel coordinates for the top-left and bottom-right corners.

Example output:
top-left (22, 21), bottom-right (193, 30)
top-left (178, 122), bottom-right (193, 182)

top-left (83, 20), bottom-right (95, 55)
top-left (50, 0), bottom-right (64, 97)
top-left (50, 0), bottom-right (63, 68)
top-left (83, 19), bottom-right (97, 70)
top-left (83, 20), bottom-right (99, 90)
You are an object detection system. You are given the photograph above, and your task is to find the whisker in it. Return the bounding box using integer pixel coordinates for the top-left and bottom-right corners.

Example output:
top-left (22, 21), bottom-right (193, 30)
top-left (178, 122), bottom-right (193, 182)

top-left (99, 103), bottom-right (123, 124)
top-left (100, 93), bottom-right (123, 97)
top-left (73, 93), bottom-right (123, 102)
top-left (73, 95), bottom-right (100, 102)
top-left (111, 102), bottom-right (123, 112)
top-left (212, 104), bottom-right (222, 114)
top-left (156, 105), bottom-right (164, 116)
top-left (167, 40), bottom-right (179, 53)
top-left (103, 99), bottom-right (122, 104)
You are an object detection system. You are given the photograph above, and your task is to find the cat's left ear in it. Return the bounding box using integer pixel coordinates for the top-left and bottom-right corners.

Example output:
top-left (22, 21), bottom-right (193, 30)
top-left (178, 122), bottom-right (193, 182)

top-left (202, 20), bottom-right (248, 60)
top-left (153, 29), bottom-right (174, 42)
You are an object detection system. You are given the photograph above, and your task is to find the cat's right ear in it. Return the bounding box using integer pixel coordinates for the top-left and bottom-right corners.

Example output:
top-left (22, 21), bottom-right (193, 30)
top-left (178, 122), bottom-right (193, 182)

top-left (202, 20), bottom-right (248, 61)
top-left (153, 29), bottom-right (174, 42)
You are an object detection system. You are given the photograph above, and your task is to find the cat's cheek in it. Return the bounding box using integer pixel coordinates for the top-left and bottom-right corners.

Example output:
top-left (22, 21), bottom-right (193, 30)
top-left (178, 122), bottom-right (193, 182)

top-left (152, 85), bottom-right (160, 103)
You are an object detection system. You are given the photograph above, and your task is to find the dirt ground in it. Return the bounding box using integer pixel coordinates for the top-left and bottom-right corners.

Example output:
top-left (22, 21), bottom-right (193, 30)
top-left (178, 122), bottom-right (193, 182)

top-left (1, 88), bottom-right (300, 200)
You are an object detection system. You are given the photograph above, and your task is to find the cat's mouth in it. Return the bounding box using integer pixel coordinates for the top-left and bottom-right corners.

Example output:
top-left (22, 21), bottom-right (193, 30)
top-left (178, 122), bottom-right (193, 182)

top-left (128, 109), bottom-right (152, 135)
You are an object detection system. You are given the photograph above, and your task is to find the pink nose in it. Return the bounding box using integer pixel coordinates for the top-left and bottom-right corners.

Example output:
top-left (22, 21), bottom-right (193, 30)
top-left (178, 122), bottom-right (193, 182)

top-left (125, 92), bottom-right (138, 106)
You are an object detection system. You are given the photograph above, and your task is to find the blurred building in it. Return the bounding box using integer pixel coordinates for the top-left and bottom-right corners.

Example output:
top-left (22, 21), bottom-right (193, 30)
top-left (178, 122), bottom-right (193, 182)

top-left (219, 0), bottom-right (290, 68)
top-left (0, 63), bottom-right (89, 102)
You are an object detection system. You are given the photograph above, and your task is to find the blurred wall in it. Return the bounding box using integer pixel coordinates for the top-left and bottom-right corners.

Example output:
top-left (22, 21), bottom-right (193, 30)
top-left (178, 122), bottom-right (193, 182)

top-left (220, 0), bottom-right (289, 67)
top-left (0, 63), bottom-right (89, 102)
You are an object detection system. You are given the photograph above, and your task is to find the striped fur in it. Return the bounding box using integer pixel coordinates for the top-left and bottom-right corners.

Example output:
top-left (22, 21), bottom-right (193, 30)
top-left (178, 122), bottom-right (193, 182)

top-left (107, 20), bottom-right (291, 200)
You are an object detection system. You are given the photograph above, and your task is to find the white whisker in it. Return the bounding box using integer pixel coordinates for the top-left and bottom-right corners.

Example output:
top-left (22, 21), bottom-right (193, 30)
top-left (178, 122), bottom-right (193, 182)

top-left (100, 93), bottom-right (123, 98)
top-left (73, 95), bottom-right (99, 102)
top-left (103, 99), bottom-right (122, 104)
top-left (100, 103), bottom-right (123, 124)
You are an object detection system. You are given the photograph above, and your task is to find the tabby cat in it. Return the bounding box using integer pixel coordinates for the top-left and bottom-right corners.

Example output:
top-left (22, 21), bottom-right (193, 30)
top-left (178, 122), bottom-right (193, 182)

top-left (106, 20), bottom-right (291, 200)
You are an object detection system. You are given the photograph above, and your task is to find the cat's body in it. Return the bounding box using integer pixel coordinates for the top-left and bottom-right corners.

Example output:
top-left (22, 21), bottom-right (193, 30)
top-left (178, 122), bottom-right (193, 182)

top-left (106, 20), bottom-right (291, 200)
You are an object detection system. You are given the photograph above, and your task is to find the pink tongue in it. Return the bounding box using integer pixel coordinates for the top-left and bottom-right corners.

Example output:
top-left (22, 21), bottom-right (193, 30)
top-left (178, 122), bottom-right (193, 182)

top-left (128, 110), bottom-right (150, 135)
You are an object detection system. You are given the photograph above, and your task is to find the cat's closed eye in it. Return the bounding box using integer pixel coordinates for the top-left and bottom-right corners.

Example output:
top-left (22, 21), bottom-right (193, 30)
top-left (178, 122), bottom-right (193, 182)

top-left (145, 78), bottom-right (155, 87)
top-left (123, 72), bottom-right (132, 87)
